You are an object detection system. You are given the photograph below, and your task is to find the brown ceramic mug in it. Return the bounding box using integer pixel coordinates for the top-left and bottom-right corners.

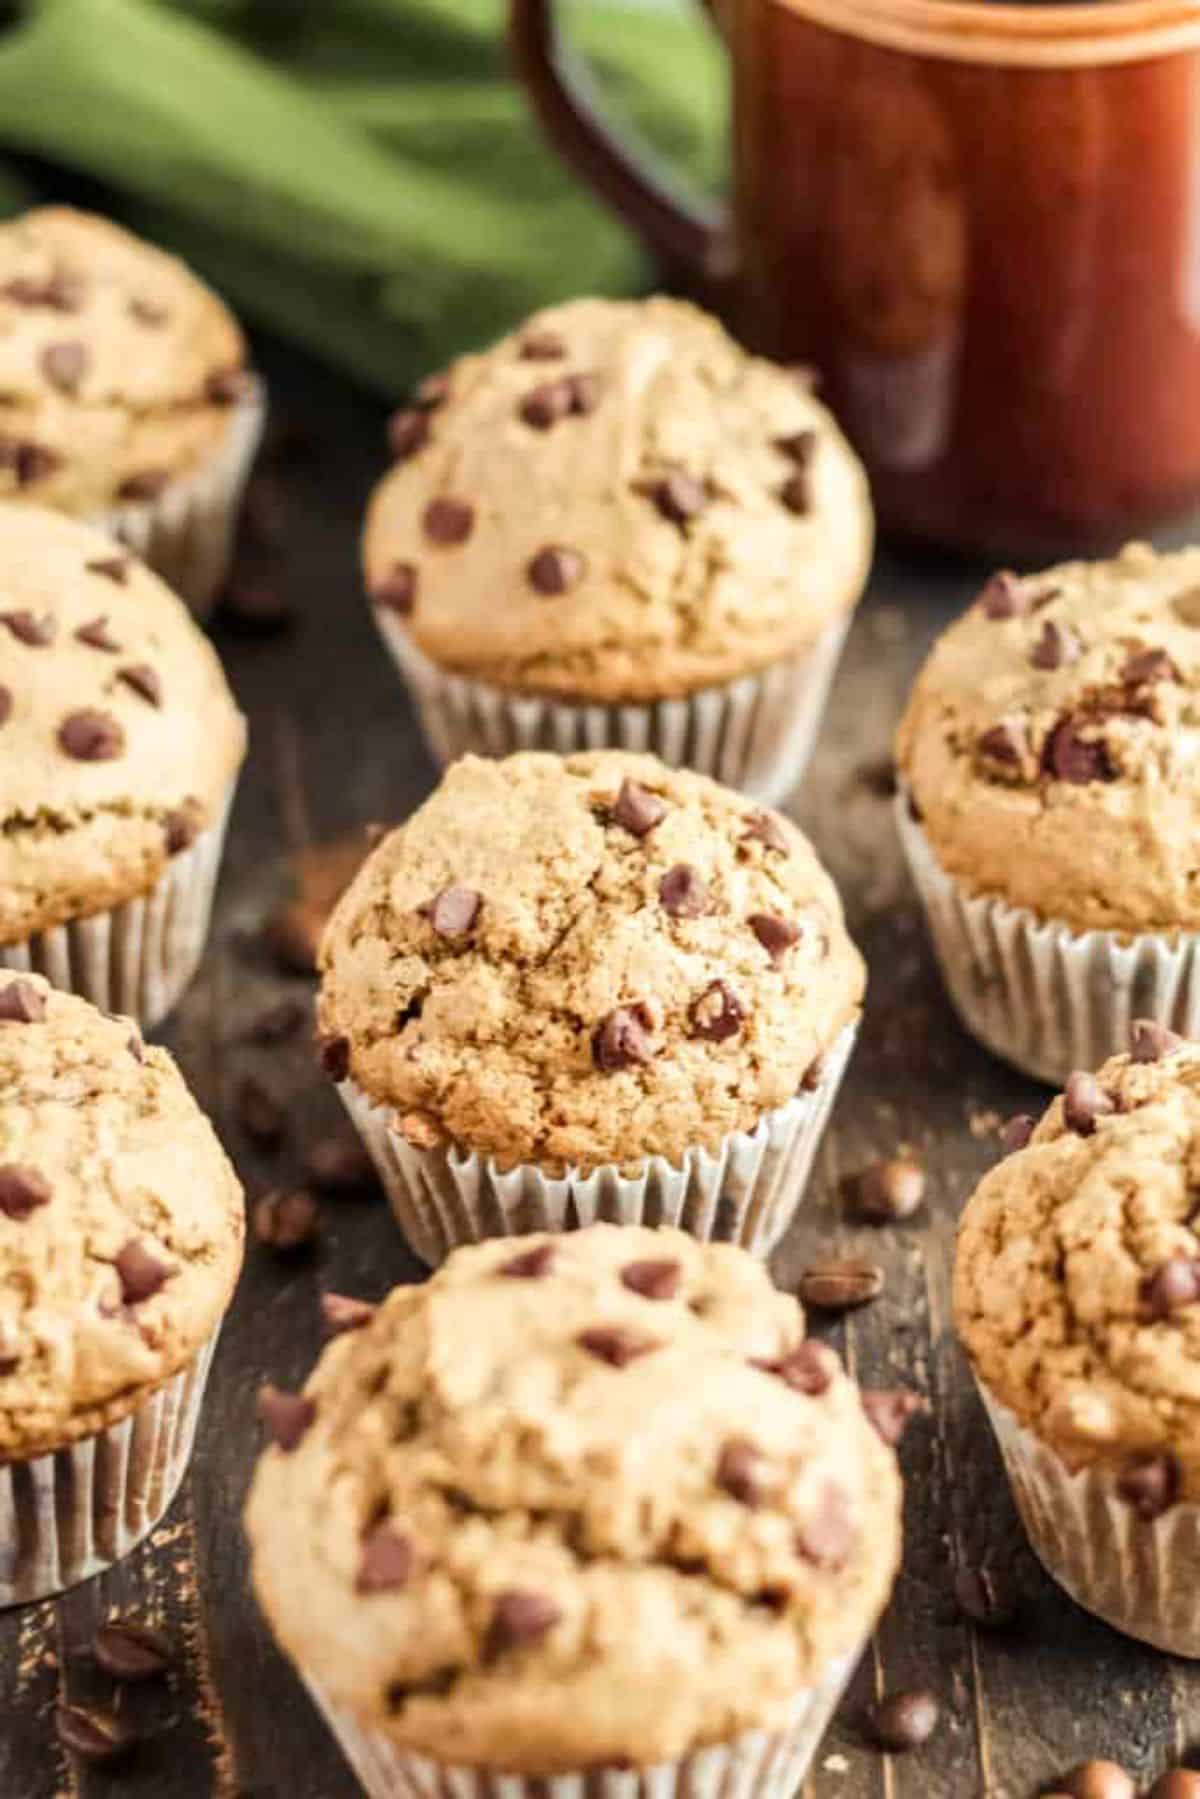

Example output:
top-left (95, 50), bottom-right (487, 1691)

top-left (511, 0), bottom-right (1200, 556)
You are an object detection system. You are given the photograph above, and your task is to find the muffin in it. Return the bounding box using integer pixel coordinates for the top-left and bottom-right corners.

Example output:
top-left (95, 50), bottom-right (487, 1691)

top-left (955, 1022), bottom-right (1200, 1654)
top-left (364, 296), bottom-right (873, 803)
top-left (0, 504), bottom-right (246, 1027)
top-left (0, 206), bottom-right (263, 617)
top-left (0, 976), bottom-right (243, 1603)
top-left (316, 750), bottom-right (865, 1263)
top-left (896, 542), bottom-right (1200, 1083)
top-left (245, 1225), bottom-right (903, 1799)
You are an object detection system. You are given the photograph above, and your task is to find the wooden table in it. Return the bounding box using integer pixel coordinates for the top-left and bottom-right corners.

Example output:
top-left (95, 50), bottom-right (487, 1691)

top-left (1, 338), bottom-right (1195, 1799)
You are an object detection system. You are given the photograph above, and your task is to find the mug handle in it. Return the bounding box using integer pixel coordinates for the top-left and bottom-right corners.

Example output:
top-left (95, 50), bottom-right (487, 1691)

top-left (508, 0), bottom-right (732, 295)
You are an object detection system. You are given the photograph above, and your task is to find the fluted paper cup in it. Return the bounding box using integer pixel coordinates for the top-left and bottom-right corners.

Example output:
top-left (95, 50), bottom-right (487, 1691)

top-left (979, 1384), bottom-right (1200, 1656)
top-left (0, 781), bottom-right (236, 1031)
top-left (896, 790), bottom-right (1200, 1086)
top-left (89, 377), bottom-right (266, 623)
top-left (336, 1021), bottom-right (857, 1267)
top-left (0, 1329), bottom-right (219, 1608)
top-left (304, 1654), bottom-right (854, 1799)
top-left (373, 612), bottom-right (850, 805)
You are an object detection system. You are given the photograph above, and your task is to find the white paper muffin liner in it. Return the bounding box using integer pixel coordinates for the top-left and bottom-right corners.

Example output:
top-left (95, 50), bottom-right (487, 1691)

top-left (0, 781), bottom-right (236, 1031)
top-left (0, 1328), bottom-right (219, 1608)
top-left (979, 1384), bottom-right (1200, 1656)
top-left (337, 1020), bottom-right (857, 1267)
top-left (88, 377), bottom-right (266, 623)
top-left (373, 611), bottom-right (851, 805)
top-left (304, 1654), bottom-right (854, 1799)
top-left (895, 790), bottom-right (1200, 1086)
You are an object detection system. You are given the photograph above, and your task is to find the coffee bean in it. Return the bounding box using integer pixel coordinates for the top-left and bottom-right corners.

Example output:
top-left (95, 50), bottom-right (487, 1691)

top-left (610, 778), bottom-right (666, 837)
top-left (852, 1157), bottom-right (925, 1223)
top-left (319, 1033), bottom-right (351, 1082)
top-left (621, 1259), bottom-right (681, 1300)
top-left (1124, 646), bottom-right (1178, 687)
top-left (528, 544), bottom-right (586, 596)
top-left (0, 979), bottom-right (45, 1023)
top-left (1063, 1071), bottom-right (1115, 1137)
top-left (116, 1239), bottom-right (171, 1304)
top-left (688, 980), bottom-right (744, 1042)
top-left (94, 1619), bottom-right (171, 1682)
top-left (425, 884), bottom-right (481, 937)
top-left (749, 912), bottom-right (801, 963)
top-left (422, 497), bottom-right (474, 546)
top-left (244, 997), bottom-right (307, 1046)
top-left (716, 1437), bottom-right (765, 1506)
top-left (754, 1339), bottom-right (839, 1396)
top-left (1001, 1113), bottom-right (1035, 1154)
top-left (40, 339), bottom-right (87, 391)
top-left (358, 1522), bottom-right (415, 1594)
top-left (741, 809), bottom-right (790, 854)
top-left (118, 662), bottom-right (163, 707)
top-left (862, 1388), bottom-right (926, 1445)
top-left (1116, 1451), bottom-right (1180, 1519)
top-left (953, 1563), bottom-right (1018, 1629)
top-left (304, 1135), bottom-right (375, 1195)
top-left (118, 468), bottom-right (169, 501)
top-left (1150, 1772), bottom-right (1200, 1799)
top-left (501, 1243), bottom-right (556, 1279)
top-left (88, 554), bottom-right (131, 584)
top-left (1131, 1018), bottom-right (1185, 1062)
top-left (253, 1188), bottom-right (319, 1255)
top-left (1140, 1254), bottom-right (1200, 1320)
top-left (798, 1258), bottom-right (884, 1312)
top-left (0, 1164), bottom-right (50, 1218)
top-left (1059, 1761), bottom-right (1136, 1799)
top-left (519, 329), bottom-right (566, 360)
top-left (592, 1007), bottom-right (656, 1072)
top-left (646, 469), bottom-right (707, 526)
top-left (59, 708), bottom-right (124, 761)
top-left (321, 1291), bottom-right (376, 1336)
top-left (979, 571), bottom-right (1026, 619)
top-left (236, 1075), bottom-right (287, 1149)
top-left (870, 1690), bottom-right (939, 1752)
top-left (258, 1383), bottom-right (316, 1451)
top-left (1031, 618), bottom-right (1080, 670)
top-left (56, 1703), bottom-right (133, 1766)
top-left (659, 863), bottom-right (708, 918)
top-left (1, 608), bottom-right (55, 646)
top-left (74, 615), bottom-right (120, 651)
top-left (387, 408), bottom-right (429, 461)
top-left (577, 1326), bottom-right (657, 1368)
top-left (1042, 717), bottom-right (1115, 784)
top-left (485, 1590), bottom-right (561, 1659)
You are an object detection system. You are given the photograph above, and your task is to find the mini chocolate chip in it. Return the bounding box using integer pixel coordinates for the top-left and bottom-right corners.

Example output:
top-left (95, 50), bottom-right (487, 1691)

top-left (56, 1703), bottom-right (133, 1766)
top-left (688, 979), bottom-right (744, 1042)
top-left (1031, 618), bottom-right (1080, 670)
top-left (1, 608), bottom-right (54, 646)
top-left (977, 721), bottom-right (1024, 767)
top-left (319, 1033), bottom-right (351, 1082)
top-left (852, 1157), bottom-right (925, 1223)
top-left (485, 1590), bottom-right (562, 1659)
top-left (954, 1563), bottom-right (1019, 1629)
top-left (426, 884), bottom-right (482, 937)
top-left (118, 662), bottom-right (163, 707)
top-left (519, 379), bottom-right (572, 428)
top-left (1131, 1018), bottom-right (1185, 1062)
top-left (797, 1481), bottom-right (855, 1566)
top-left (862, 1388), bottom-right (927, 1446)
top-left (577, 1326), bottom-right (657, 1367)
top-left (116, 1240), bottom-right (170, 1304)
top-left (358, 1523), bottom-right (415, 1594)
top-left (979, 571), bottom-right (1025, 620)
top-left (800, 1055), bottom-right (825, 1092)
top-left (206, 365), bottom-right (250, 404)
top-left (1060, 1761), bottom-right (1136, 1799)
top-left (129, 296), bottom-right (168, 326)
top-left (528, 544), bottom-right (586, 595)
top-left (254, 1188), bottom-right (319, 1255)
top-left (257, 1383), bottom-right (316, 1451)
top-left (0, 1164), bottom-right (50, 1219)
top-left (621, 1259), bottom-right (681, 1300)
top-left (423, 496), bottom-right (474, 545)
top-left (741, 810), bottom-right (790, 854)
top-left (798, 1258), bottom-right (883, 1311)
top-left (1124, 646), bottom-right (1179, 686)
top-left (372, 563), bottom-right (419, 616)
top-left (87, 554), bottom-right (131, 584)
top-left (1140, 1255), bottom-right (1200, 1320)
top-left (164, 804), bottom-right (201, 855)
top-left (0, 979), bottom-right (44, 1023)
top-left (74, 615), bottom-right (120, 652)
top-left (754, 1339), bottom-right (839, 1395)
top-left (1063, 1070), bottom-right (1115, 1137)
top-left (304, 1135), bottom-right (376, 1195)
top-left (501, 1243), bottom-right (556, 1278)
top-left (870, 1690), bottom-right (940, 1753)
top-left (611, 778), bottom-right (666, 837)
top-left (94, 1620), bottom-right (171, 1682)
top-left (387, 407), bottom-right (429, 461)
top-left (1116, 1451), bottom-right (1180, 1520)
top-left (520, 329), bottom-right (567, 360)
top-left (567, 372), bottom-right (599, 414)
top-left (749, 913), bottom-right (801, 963)
top-left (659, 863), bottom-right (708, 918)
top-left (0, 686), bottom-right (11, 726)
top-left (59, 708), bottom-right (124, 761)
top-left (1001, 1113), bottom-right (1035, 1154)
top-left (6, 272), bottom-right (83, 310)
top-left (776, 428), bottom-right (816, 464)
top-left (243, 997), bottom-right (307, 1046)
top-left (118, 469), bottom-right (169, 501)
top-left (1042, 717), bottom-right (1115, 784)
top-left (2, 440), bottom-right (60, 486)
top-left (646, 468), bottom-right (706, 526)
top-left (592, 1006), bottom-right (656, 1071)
top-left (40, 340), bottom-right (87, 391)
top-left (779, 470), bottom-right (811, 514)
top-left (322, 1291), bottom-right (377, 1336)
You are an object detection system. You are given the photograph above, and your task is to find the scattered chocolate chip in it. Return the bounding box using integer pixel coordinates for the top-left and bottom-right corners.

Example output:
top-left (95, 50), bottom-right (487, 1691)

top-left (1059, 1761), bottom-right (1136, 1799)
top-left (646, 468), bottom-right (707, 526)
top-left (688, 979), bottom-right (744, 1042)
top-left (56, 1703), bottom-right (133, 1766)
top-left (485, 1590), bottom-right (562, 1659)
top-left (1063, 1070), bottom-right (1115, 1137)
top-left (800, 1055), bottom-right (825, 1092)
top-left (862, 1388), bottom-right (927, 1446)
top-left (493, 1245), bottom-right (555, 1285)
top-left (0, 1318), bottom-right (18, 1372)
top-left (0, 979), bottom-right (44, 1023)
top-left (358, 1523), bottom-right (415, 1594)
top-left (118, 469), bottom-right (169, 502)
top-left (74, 615), bottom-right (120, 652)
top-left (528, 544), bottom-right (586, 596)
top-left (798, 1258), bottom-right (883, 1312)
top-left (610, 778), bottom-right (666, 837)
top-left (852, 1157), bottom-right (925, 1223)
top-left (716, 1438), bottom-right (764, 1506)
top-left (387, 408), bottom-right (429, 462)
top-left (116, 1239), bottom-right (170, 1304)
top-left (779, 470), bottom-right (811, 514)
top-left (1131, 1018), bottom-right (1185, 1062)
top-left (797, 1481), bottom-right (855, 1566)
top-left (236, 1075), bottom-right (287, 1150)
top-left (206, 365), bottom-right (251, 404)
top-left (257, 1383), bottom-right (316, 1451)
top-left (319, 1034), bottom-right (351, 1082)
top-left (243, 997), bottom-right (307, 1046)
top-left (87, 554), bottom-right (131, 584)
top-left (520, 329), bottom-right (567, 360)
top-left (567, 372), bottom-right (599, 414)
top-left (1001, 1113), bottom-right (1035, 1154)
top-left (592, 1006), bottom-right (656, 1071)
top-left (1123, 646), bottom-right (1179, 687)
top-left (59, 708), bottom-right (124, 761)
top-left (371, 563), bottom-right (419, 617)
top-left (977, 721), bottom-right (1024, 767)
top-left (426, 884), bottom-right (482, 937)
top-left (1116, 1451), bottom-right (1180, 1520)
top-left (93, 1619), bottom-right (171, 1682)
top-left (519, 379), bottom-right (572, 429)
top-left (129, 296), bottom-right (168, 326)
top-left (322, 1291), bottom-right (377, 1336)
top-left (40, 340), bottom-right (87, 391)
top-left (621, 1259), bottom-right (681, 1300)
top-left (0, 608), bottom-right (54, 646)
top-left (741, 809), bottom-right (790, 853)
top-left (1140, 1254), bottom-right (1200, 1320)
top-left (0, 686), bottom-right (11, 726)
top-left (749, 913), bottom-right (801, 963)
top-left (118, 662), bottom-right (163, 707)
top-left (0, 1164), bottom-right (50, 1219)
top-left (659, 863), bottom-right (708, 918)
top-left (164, 804), bottom-right (201, 855)
top-left (219, 574), bottom-right (294, 634)
top-left (755, 1339), bottom-right (839, 1395)
top-left (5, 272), bottom-right (83, 311)
top-left (953, 1563), bottom-right (1018, 1629)
top-left (979, 571), bottom-right (1025, 620)
top-left (870, 1690), bottom-right (940, 1753)
top-left (254, 1188), bottom-right (319, 1255)
top-left (422, 496), bottom-right (474, 546)
top-left (776, 428), bottom-right (816, 465)
top-left (1031, 618), bottom-right (1080, 670)
top-left (304, 1135), bottom-right (376, 1195)
top-left (577, 1325), bottom-right (657, 1367)
top-left (1042, 717), bottom-right (1115, 784)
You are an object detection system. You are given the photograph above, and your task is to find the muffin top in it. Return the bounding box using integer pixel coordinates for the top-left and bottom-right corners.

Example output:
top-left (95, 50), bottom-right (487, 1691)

top-left (0, 505), bottom-right (246, 943)
top-left (245, 1225), bottom-right (902, 1771)
top-left (896, 542), bottom-right (1200, 934)
top-left (954, 1024), bottom-right (1200, 1511)
top-left (0, 977), bottom-right (244, 1460)
top-left (363, 296), bottom-right (873, 703)
top-left (0, 206), bottom-right (249, 513)
top-left (317, 750), bottom-right (865, 1172)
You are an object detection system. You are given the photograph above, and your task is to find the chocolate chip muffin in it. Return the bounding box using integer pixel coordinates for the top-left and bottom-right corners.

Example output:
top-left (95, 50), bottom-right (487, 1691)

top-left (316, 750), bottom-right (865, 1261)
top-left (0, 504), bottom-right (246, 1026)
top-left (0, 974), bottom-right (243, 1602)
top-left (895, 542), bottom-right (1200, 1082)
top-left (246, 1226), bottom-right (902, 1797)
top-left (365, 296), bottom-right (872, 802)
top-left (0, 206), bottom-right (263, 615)
top-left (955, 1022), bottom-right (1200, 1653)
